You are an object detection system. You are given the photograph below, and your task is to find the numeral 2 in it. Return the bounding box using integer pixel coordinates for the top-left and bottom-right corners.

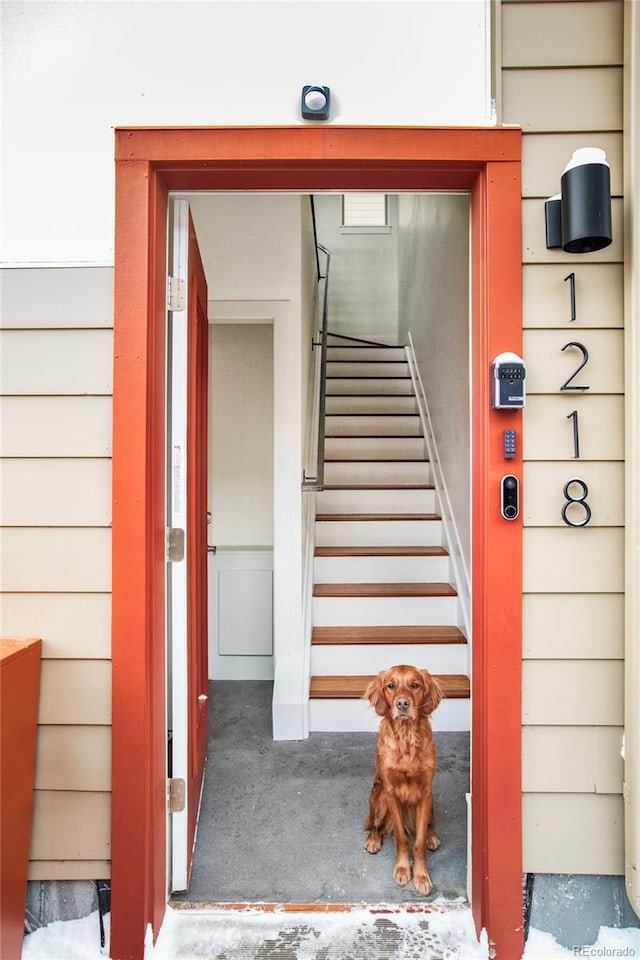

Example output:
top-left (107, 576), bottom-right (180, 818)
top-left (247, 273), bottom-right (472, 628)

top-left (560, 341), bottom-right (590, 391)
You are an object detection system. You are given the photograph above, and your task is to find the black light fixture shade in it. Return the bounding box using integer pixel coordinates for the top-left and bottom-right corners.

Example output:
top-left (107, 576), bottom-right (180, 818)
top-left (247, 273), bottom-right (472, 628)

top-left (560, 149), bottom-right (612, 253)
top-left (545, 148), bottom-right (613, 254)
top-left (301, 85), bottom-right (330, 121)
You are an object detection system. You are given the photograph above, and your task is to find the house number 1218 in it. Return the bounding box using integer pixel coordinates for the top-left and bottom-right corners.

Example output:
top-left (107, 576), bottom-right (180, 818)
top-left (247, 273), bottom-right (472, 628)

top-left (560, 277), bottom-right (591, 526)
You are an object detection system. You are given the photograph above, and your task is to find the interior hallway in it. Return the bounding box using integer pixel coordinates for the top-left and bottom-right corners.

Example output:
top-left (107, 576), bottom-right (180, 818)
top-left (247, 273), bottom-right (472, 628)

top-left (172, 681), bottom-right (469, 905)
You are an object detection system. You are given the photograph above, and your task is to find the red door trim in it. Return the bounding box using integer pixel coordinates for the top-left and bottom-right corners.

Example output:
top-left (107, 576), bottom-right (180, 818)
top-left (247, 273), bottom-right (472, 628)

top-left (111, 126), bottom-right (522, 960)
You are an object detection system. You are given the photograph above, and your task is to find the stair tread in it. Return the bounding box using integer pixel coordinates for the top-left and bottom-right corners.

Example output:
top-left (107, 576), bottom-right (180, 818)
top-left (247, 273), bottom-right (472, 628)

top-left (325, 434), bottom-right (423, 440)
top-left (322, 484), bottom-right (434, 490)
top-left (315, 545), bottom-right (448, 557)
top-left (310, 674), bottom-right (470, 699)
top-left (312, 625), bottom-right (466, 644)
top-left (316, 513), bottom-right (440, 522)
top-left (313, 582), bottom-right (457, 598)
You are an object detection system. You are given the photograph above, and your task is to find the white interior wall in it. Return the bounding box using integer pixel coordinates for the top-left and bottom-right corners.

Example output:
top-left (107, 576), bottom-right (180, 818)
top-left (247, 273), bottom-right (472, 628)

top-left (1, 0), bottom-right (491, 265)
top-left (313, 195), bottom-right (399, 342)
top-left (207, 324), bottom-right (273, 547)
top-left (397, 194), bottom-right (471, 572)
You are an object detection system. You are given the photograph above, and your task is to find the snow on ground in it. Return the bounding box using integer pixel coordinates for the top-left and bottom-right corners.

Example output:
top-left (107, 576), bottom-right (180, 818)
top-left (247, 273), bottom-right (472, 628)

top-left (20, 906), bottom-right (640, 960)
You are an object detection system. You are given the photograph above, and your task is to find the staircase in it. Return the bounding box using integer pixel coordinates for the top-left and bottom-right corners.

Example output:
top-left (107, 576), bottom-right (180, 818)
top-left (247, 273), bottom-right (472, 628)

top-left (308, 334), bottom-right (470, 733)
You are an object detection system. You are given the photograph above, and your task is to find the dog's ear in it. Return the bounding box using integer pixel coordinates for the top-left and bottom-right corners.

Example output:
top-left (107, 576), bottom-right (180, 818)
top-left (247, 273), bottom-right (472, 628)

top-left (420, 670), bottom-right (443, 717)
top-left (363, 671), bottom-right (389, 716)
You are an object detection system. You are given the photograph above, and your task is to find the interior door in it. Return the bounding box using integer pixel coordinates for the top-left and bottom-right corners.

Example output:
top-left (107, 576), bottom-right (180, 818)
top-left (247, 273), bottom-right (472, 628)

top-left (168, 198), bottom-right (209, 892)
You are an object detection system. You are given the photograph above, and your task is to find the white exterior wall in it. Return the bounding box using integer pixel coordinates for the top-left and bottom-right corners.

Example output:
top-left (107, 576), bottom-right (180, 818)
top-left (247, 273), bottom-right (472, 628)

top-left (1, 0), bottom-right (491, 266)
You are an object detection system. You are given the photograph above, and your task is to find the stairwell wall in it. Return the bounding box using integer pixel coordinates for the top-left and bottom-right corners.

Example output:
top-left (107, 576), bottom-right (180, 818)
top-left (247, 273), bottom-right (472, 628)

top-left (396, 194), bottom-right (472, 578)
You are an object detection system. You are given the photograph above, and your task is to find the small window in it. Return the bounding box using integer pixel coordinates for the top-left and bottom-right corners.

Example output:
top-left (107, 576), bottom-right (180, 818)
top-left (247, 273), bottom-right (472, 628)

top-left (342, 193), bottom-right (388, 227)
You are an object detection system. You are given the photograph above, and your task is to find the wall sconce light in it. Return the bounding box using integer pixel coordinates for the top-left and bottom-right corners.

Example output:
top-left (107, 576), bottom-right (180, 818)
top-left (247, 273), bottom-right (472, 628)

top-left (301, 85), bottom-right (331, 121)
top-left (545, 148), bottom-right (612, 254)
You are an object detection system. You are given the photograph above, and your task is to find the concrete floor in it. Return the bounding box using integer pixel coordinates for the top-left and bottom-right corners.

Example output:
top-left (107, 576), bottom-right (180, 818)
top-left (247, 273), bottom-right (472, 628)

top-left (173, 681), bottom-right (469, 907)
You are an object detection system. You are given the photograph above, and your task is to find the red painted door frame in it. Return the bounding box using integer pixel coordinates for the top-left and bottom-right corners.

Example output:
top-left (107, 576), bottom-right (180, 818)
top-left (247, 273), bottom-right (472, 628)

top-left (111, 126), bottom-right (523, 960)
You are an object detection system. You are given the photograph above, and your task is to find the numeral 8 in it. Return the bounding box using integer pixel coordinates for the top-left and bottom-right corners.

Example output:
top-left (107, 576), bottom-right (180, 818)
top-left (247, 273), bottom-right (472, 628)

top-left (561, 478), bottom-right (591, 528)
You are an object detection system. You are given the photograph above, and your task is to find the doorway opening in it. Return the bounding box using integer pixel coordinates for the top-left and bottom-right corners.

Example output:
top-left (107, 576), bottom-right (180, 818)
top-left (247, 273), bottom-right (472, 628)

top-left (167, 189), bottom-right (472, 905)
top-left (110, 124), bottom-right (523, 960)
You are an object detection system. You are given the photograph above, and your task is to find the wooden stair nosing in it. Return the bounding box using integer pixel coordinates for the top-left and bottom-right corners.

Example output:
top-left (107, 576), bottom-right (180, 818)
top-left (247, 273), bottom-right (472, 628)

top-left (324, 458), bottom-right (430, 464)
top-left (314, 545), bottom-right (448, 558)
top-left (316, 513), bottom-right (441, 522)
top-left (312, 625), bottom-right (466, 645)
top-left (313, 582), bottom-right (457, 598)
top-left (310, 674), bottom-right (470, 700)
top-left (322, 484), bottom-right (434, 491)
top-left (325, 434), bottom-right (424, 440)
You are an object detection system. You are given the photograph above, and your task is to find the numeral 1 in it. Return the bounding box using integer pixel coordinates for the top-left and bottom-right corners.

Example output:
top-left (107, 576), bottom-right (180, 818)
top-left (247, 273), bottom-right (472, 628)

top-left (564, 272), bottom-right (576, 322)
top-left (567, 410), bottom-right (580, 459)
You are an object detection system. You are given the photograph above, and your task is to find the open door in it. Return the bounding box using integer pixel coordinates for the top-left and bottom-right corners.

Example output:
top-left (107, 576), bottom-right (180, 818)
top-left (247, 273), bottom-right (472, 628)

top-left (168, 198), bottom-right (209, 892)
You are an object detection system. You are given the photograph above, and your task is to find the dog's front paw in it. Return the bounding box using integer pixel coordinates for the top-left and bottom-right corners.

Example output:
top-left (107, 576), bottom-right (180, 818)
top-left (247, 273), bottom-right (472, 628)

top-left (365, 830), bottom-right (382, 854)
top-left (427, 830), bottom-right (441, 851)
top-left (413, 870), bottom-right (433, 896)
top-left (393, 863), bottom-right (411, 887)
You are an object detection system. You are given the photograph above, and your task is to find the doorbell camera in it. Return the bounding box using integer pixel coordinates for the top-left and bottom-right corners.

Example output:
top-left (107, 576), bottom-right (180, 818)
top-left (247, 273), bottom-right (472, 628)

top-left (492, 352), bottom-right (526, 409)
top-left (501, 475), bottom-right (520, 520)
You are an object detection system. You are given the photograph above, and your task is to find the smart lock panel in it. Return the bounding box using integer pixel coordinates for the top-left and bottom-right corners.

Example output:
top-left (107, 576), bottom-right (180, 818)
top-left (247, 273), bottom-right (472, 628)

top-left (492, 352), bottom-right (527, 409)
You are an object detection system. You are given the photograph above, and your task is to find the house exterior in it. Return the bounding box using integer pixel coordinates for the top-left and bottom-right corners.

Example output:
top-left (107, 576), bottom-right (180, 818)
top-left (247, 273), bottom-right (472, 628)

top-left (1, 2), bottom-right (639, 959)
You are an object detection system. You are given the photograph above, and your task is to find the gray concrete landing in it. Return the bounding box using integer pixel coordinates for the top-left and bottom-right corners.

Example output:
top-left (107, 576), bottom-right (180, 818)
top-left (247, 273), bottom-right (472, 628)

top-left (172, 681), bottom-right (469, 906)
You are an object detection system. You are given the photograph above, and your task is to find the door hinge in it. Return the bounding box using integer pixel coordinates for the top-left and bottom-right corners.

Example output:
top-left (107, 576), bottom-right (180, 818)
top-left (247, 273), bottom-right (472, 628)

top-left (168, 778), bottom-right (186, 813)
top-left (166, 527), bottom-right (185, 562)
top-left (167, 276), bottom-right (186, 312)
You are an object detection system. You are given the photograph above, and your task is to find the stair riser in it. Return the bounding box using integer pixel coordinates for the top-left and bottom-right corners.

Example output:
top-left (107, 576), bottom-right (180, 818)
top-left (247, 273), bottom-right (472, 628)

top-left (325, 437), bottom-right (427, 460)
top-left (314, 555), bottom-right (450, 583)
top-left (326, 347), bottom-right (406, 362)
top-left (327, 379), bottom-right (414, 396)
top-left (311, 644), bottom-right (468, 676)
top-left (317, 488), bottom-right (435, 513)
top-left (327, 362), bottom-right (409, 378)
top-left (325, 415), bottom-right (422, 438)
top-left (326, 396), bottom-right (418, 415)
top-left (315, 519), bottom-right (442, 547)
top-left (312, 595), bottom-right (459, 626)
top-left (324, 461), bottom-right (432, 485)
top-left (309, 697), bottom-right (470, 733)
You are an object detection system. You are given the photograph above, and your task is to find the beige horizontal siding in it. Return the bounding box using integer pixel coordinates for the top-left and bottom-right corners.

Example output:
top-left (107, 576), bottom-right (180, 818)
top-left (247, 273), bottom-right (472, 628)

top-left (522, 133), bottom-right (623, 198)
top-left (0, 266), bottom-right (114, 882)
top-left (39, 660), bottom-right (111, 725)
top-left (523, 263), bottom-right (624, 328)
top-left (30, 791), bottom-right (110, 861)
top-left (502, 2), bottom-right (623, 68)
top-left (503, 66), bottom-right (623, 132)
top-left (523, 793), bottom-right (624, 874)
top-left (0, 267), bottom-right (114, 329)
top-left (0, 329), bottom-right (113, 395)
top-left (35, 726), bottom-right (111, 791)
top-left (0, 594), bottom-right (110, 659)
top-left (523, 528), bottom-right (624, 592)
top-left (29, 861), bottom-right (111, 881)
top-left (524, 328), bottom-right (623, 394)
top-left (523, 196), bottom-right (624, 263)
top-left (523, 660), bottom-right (623, 725)
top-left (524, 593), bottom-right (624, 660)
top-left (524, 395), bottom-right (624, 459)
top-left (0, 397), bottom-right (112, 457)
top-left (1, 528), bottom-right (111, 592)
top-left (506, 0), bottom-right (625, 878)
top-left (523, 461), bottom-right (623, 526)
top-left (523, 726), bottom-right (623, 794)
top-left (1, 459), bottom-right (111, 526)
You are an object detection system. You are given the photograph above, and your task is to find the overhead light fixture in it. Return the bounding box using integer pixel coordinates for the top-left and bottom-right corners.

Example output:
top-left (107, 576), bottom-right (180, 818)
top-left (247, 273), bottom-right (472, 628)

top-left (301, 85), bottom-right (331, 121)
top-left (545, 148), bottom-right (612, 254)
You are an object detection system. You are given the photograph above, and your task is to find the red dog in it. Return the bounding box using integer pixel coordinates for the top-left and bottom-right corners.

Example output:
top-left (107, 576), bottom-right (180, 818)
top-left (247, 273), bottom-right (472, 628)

top-left (363, 664), bottom-right (443, 895)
